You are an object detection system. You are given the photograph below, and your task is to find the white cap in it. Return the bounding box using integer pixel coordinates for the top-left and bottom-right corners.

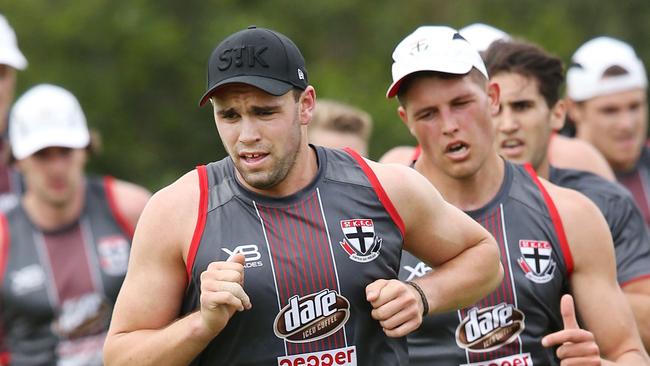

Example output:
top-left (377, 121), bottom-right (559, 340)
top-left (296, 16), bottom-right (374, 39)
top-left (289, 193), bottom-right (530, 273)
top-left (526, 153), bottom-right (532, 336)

top-left (459, 23), bottom-right (510, 52)
top-left (566, 36), bottom-right (647, 101)
top-left (0, 15), bottom-right (27, 70)
top-left (10, 84), bottom-right (90, 160)
top-left (386, 25), bottom-right (489, 98)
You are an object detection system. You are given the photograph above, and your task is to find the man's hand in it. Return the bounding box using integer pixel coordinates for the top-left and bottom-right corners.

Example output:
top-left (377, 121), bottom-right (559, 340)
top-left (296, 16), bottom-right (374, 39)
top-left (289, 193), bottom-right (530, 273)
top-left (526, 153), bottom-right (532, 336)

top-left (542, 294), bottom-right (601, 365)
top-left (366, 279), bottom-right (423, 337)
top-left (198, 254), bottom-right (252, 338)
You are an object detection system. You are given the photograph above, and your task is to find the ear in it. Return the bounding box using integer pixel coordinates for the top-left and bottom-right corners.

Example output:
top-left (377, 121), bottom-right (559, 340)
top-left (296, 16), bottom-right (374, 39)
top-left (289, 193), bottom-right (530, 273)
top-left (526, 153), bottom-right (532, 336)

top-left (487, 81), bottom-right (501, 116)
top-left (398, 105), bottom-right (416, 137)
top-left (565, 97), bottom-right (583, 126)
top-left (549, 99), bottom-right (567, 131)
top-left (299, 86), bottom-right (316, 126)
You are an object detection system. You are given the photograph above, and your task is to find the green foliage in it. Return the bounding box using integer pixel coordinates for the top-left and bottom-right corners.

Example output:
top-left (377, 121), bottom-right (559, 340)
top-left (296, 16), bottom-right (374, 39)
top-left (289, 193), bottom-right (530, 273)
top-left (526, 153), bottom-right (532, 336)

top-left (4, 0), bottom-right (649, 190)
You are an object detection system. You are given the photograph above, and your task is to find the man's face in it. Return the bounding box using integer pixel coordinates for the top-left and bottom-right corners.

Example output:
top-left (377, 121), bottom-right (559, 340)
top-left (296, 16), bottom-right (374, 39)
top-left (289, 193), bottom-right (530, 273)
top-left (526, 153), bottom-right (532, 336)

top-left (212, 84), bottom-right (309, 191)
top-left (571, 88), bottom-right (647, 172)
top-left (398, 73), bottom-right (499, 179)
top-left (493, 72), bottom-right (561, 171)
top-left (17, 147), bottom-right (87, 208)
top-left (0, 65), bottom-right (17, 131)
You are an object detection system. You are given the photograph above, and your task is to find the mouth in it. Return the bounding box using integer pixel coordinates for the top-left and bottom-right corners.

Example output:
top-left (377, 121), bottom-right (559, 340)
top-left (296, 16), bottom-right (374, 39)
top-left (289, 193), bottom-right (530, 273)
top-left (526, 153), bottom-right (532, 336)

top-left (500, 138), bottom-right (525, 157)
top-left (239, 151), bottom-right (269, 166)
top-left (444, 141), bottom-right (470, 160)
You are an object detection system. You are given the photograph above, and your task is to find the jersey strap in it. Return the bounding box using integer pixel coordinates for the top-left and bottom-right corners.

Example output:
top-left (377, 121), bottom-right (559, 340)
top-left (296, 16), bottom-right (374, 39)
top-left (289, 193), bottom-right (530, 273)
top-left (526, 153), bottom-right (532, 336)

top-left (524, 164), bottom-right (574, 275)
top-left (104, 176), bottom-right (136, 238)
top-left (186, 165), bottom-right (209, 281)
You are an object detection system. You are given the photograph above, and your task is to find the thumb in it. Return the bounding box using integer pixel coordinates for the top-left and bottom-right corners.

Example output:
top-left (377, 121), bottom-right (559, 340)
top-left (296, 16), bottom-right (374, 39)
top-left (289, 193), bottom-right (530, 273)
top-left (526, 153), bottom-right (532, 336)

top-left (560, 294), bottom-right (579, 330)
top-left (366, 279), bottom-right (389, 303)
top-left (227, 253), bottom-right (246, 266)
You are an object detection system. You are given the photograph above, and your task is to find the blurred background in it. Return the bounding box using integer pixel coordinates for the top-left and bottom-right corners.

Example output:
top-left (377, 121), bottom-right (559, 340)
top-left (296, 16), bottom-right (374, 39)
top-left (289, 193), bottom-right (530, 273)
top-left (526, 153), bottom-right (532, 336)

top-left (4, 0), bottom-right (649, 191)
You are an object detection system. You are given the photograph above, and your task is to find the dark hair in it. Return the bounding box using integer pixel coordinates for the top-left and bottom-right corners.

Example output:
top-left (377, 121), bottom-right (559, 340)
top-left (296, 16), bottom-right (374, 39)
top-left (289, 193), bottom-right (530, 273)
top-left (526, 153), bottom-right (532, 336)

top-left (484, 39), bottom-right (564, 107)
top-left (396, 68), bottom-right (487, 106)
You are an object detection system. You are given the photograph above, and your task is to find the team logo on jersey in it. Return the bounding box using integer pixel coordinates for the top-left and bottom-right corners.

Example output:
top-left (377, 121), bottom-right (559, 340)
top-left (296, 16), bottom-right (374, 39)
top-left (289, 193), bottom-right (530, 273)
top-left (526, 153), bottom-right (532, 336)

top-left (517, 239), bottom-right (556, 283)
top-left (274, 289), bottom-right (350, 343)
top-left (402, 261), bottom-right (433, 281)
top-left (338, 219), bottom-right (382, 263)
top-left (10, 264), bottom-right (46, 296)
top-left (456, 303), bottom-right (525, 352)
top-left (98, 235), bottom-right (130, 276)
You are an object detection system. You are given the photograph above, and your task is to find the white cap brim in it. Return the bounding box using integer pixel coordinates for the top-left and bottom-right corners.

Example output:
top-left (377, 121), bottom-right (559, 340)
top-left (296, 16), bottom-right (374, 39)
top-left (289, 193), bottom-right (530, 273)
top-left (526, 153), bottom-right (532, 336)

top-left (387, 58), bottom-right (476, 98)
top-left (12, 129), bottom-right (90, 160)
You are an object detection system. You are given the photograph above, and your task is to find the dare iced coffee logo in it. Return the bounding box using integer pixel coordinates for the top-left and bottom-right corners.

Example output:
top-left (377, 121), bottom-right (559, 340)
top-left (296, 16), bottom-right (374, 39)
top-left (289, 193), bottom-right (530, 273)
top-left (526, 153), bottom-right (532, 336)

top-left (456, 303), bottom-right (525, 352)
top-left (274, 289), bottom-right (350, 343)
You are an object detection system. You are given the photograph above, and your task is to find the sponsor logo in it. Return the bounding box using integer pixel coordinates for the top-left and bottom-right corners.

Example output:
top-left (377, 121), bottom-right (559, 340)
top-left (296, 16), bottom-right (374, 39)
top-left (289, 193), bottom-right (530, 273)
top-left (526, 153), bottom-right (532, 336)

top-left (402, 261), bottom-right (433, 281)
top-left (274, 289), bottom-right (350, 343)
top-left (98, 235), bottom-right (130, 276)
top-left (10, 264), bottom-right (46, 296)
top-left (339, 219), bottom-right (382, 263)
top-left (461, 353), bottom-right (533, 366)
top-left (52, 293), bottom-right (112, 339)
top-left (278, 346), bottom-right (357, 366)
top-left (517, 240), bottom-right (556, 283)
top-left (217, 45), bottom-right (268, 71)
top-left (456, 303), bottom-right (525, 352)
top-left (222, 244), bottom-right (264, 268)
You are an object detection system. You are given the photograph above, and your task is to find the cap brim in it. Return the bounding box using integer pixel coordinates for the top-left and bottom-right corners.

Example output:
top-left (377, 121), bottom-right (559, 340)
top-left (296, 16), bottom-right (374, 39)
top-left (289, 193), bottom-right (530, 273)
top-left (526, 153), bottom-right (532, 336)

top-left (0, 50), bottom-right (27, 70)
top-left (386, 60), bottom-right (475, 98)
top-left (198, 76), bottom-right (294, 106)
top-left (12, 131), bottom-right (90, 160)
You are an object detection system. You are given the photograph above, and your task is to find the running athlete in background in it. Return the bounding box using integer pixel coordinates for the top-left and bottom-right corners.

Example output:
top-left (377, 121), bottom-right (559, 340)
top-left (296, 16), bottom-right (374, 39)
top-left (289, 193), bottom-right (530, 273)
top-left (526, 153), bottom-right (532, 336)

top-left (103, 26), bottom-right (503, 366)
top-left (308, 99), bottom-right (372, 157)
top-left (380, 23), bottom-right (616, 182)
top-left (486, 38), bottom-right (650, 351)
top-left (566, 36), bottom-right (650, 224)
top-left (0, 84), bottom-right (151, 365)
top-left (389, 25), bottom-right (648, 365)
top-left (0, 15), bottom-right (28, 206)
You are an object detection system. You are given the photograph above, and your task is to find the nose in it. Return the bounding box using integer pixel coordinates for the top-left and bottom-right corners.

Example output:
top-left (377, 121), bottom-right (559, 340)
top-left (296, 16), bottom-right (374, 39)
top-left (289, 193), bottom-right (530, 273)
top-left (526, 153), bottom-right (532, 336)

top-left (617, 109), bottom-right (638, 131)
top-left (440, 108), bottom-right (460, 136)
top-left (238, 116), bottom-right (262, 144)
top-left (496, 105), bottom-right (519, 134)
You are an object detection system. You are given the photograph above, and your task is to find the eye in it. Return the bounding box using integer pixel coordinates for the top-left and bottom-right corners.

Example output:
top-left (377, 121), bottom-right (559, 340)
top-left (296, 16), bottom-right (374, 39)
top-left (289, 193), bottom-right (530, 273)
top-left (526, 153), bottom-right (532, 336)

top-left (512, 101), bottom-right (532, 112)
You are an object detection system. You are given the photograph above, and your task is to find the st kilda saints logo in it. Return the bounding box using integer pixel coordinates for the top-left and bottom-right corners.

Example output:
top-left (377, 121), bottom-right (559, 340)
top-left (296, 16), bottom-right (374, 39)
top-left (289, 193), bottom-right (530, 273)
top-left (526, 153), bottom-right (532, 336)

top-left (517, 240), bottom-right (556, 283)
top-left (273, 289), bottom-right (350, 343)
top-left (455, 303), bottom-right (526, 352)
top-left (339, 219), bottom-right (382, 263)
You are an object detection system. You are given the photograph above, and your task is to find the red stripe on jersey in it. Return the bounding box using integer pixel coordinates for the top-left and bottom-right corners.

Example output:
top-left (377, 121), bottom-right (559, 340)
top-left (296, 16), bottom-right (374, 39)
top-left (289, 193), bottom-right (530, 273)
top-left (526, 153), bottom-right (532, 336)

top-left (621, 273), bottom-right (650, 288)
top-left (0, 214), bottom-right (9, 286)
top-left (43, 224), bottom-right (95, 302)
top-left (412, 145), bottom-right (421, 163)
top-left (186, 166), bottom-right (208, 282)
top-left (524, 164), bottom-right (574, 275)
top-left (617, 172), bottom-right (650, 226)
top-left (104, 176), bottom-right (135, 238)
top-left (343, 147), bottom-right (405, 237)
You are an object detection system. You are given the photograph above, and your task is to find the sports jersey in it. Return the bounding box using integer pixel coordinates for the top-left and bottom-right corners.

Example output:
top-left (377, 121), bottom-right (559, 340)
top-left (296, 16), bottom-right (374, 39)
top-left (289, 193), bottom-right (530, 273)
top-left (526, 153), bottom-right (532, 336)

top-left (0, 139), bottom-right (23, 212)
top-left (0, 176), bottom-right (134, 366)
top-left (550, 166), bottom-right (650, 286)
top-left (181, 146), bottom-right (406, 366)
top-left (400, 161), bottom-right (571, 366)
top-left (616, 145), bottom-right (650, 228)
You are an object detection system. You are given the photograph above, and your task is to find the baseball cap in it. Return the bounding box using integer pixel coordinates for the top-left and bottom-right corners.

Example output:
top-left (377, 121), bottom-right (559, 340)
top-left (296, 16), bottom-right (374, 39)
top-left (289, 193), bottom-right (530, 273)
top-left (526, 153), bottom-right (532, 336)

top-left (386, 25), bottom-right (489, 98)
top-left (199, 25), bottom-right (308, 106)
top-left (459, 23), bottom-right (510, 53)
top-left (566, 36), bottom-right (647, 101)
top-left (0, 14), bottom-right (27, 70)
top-left (9, 84), bottom-right (90, 160)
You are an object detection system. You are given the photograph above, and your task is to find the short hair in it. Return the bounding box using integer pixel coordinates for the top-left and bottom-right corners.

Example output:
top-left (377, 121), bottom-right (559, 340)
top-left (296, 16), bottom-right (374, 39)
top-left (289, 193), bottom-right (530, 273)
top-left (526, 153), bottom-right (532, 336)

top-left (484, 39), bottom-right (564, 107)
top-left (395, 68), bottom-right (487, 107)
top-left (309, 99), bottom-right (372, 141)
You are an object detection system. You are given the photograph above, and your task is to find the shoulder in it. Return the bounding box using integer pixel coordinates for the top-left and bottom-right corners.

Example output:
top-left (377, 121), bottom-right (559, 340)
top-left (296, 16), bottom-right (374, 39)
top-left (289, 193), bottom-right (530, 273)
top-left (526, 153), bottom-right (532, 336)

top-left (378, 145), bottom-right (417, 165)
top-left (548, 135), bottom-right (615, 181)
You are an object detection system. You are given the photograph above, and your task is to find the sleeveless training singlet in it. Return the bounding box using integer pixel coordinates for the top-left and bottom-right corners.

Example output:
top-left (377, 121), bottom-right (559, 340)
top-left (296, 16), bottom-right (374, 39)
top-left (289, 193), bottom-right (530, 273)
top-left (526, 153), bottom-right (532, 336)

top-left (400, 161), bottom-right (571, 366)
top-left (181, 146), bottom-right (406, 366)
top-left (616, 145), bottom-right (650, 228)
top-left (550, 166), bottom-right (650, 286)
top-left (0, 176), bottom-right (134, 366)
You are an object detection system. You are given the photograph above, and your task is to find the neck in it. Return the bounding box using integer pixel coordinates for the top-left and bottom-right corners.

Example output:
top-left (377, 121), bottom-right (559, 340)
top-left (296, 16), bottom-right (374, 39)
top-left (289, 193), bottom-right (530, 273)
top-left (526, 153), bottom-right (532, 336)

top-left (22, 183), bottom-right (86, 231)
top-left (536, 160), bottom-right (551, 180)
top-left (415, 151), bottom-right (505, 212)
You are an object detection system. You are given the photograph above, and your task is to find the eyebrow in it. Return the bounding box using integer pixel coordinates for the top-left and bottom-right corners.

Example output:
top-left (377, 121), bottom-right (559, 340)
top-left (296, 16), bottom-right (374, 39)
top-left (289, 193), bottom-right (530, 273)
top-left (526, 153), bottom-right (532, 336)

top-left (251, 105), bottom-right (281, 114)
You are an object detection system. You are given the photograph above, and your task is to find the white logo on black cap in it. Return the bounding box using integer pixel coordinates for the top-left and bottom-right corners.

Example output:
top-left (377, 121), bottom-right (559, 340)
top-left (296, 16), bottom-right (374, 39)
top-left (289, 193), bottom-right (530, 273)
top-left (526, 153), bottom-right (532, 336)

top-left (297, 69), bottom-right (305, 80)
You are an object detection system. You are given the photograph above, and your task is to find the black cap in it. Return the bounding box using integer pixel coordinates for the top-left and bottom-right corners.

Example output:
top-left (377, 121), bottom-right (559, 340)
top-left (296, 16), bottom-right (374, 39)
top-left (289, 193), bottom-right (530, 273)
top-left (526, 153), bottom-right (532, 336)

top-left (199, 26), bottom-right (308, 106)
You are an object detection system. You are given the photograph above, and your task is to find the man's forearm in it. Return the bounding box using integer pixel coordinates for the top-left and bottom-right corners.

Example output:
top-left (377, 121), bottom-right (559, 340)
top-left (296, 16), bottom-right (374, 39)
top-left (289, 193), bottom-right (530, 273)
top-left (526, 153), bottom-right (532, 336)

top-left (414, 238), bottom-right (503, 314)
top-left (625, 292), bottom-right (650, 351)
top-left (104, 311), bottom-right (214, 366)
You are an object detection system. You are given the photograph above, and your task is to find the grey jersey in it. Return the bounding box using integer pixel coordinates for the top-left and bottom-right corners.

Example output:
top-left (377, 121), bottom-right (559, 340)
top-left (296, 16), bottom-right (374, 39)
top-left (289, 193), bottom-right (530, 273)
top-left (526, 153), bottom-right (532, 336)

top-left (550, 166), bottom-right (650, 285)
top-left (0, 177), bottom-right (133, 366)
top-left (181, 146), bottom-right (406, 366)
top-left (617, 146), bottom-right (650, 228)
top-left (400, 162), bottom-right (570, 366)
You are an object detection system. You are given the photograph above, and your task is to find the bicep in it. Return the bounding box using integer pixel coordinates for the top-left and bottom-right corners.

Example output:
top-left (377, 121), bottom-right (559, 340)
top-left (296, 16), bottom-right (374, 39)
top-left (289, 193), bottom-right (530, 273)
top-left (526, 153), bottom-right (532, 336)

top-left (108, 193), bottom-right (192, 335)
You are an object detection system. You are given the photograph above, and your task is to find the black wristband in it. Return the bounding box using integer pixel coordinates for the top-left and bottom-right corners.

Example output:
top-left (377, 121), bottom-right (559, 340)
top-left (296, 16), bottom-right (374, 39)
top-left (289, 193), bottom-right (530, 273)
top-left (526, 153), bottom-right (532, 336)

top-left (405, 281), bottom-right (429, 316)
